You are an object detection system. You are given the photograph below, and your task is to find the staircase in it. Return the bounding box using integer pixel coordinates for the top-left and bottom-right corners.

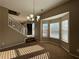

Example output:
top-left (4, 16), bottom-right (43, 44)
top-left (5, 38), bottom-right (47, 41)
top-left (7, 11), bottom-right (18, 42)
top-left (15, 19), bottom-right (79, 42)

top-left (0, 7), bottom-right (27, 50)
top-left (0, 15), bottom-right (27, 50)
top-left (8, 14), bottom-right (26, 36)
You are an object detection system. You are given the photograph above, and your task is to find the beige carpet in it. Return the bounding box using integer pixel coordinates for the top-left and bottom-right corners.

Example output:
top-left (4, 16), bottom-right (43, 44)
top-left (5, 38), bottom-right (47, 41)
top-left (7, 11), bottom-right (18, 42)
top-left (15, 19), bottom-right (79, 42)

top-left (0, 42), bottom-right (77, 59)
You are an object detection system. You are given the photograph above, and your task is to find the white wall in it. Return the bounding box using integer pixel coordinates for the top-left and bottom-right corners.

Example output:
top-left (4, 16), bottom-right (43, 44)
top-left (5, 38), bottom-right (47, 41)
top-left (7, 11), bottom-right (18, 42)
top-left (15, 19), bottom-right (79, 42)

top-left (0, 6), bottom-right (26, 49)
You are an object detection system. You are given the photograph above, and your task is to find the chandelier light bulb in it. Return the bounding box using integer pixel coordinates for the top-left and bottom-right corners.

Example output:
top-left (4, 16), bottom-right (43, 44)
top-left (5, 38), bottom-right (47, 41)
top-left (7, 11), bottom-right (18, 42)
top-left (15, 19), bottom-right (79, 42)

top-left (32, 18), bottom-right (34, 21)
top-left (36, 16), bottom-right (40, 21)
top-left (26, 0), bottom-right (40, 22)
top-left (30, 14), bottom-right (34, 18)
top-left (27, 16), bottom-right (30, 20)
top-left (37, 16), bottom-right (40, 19)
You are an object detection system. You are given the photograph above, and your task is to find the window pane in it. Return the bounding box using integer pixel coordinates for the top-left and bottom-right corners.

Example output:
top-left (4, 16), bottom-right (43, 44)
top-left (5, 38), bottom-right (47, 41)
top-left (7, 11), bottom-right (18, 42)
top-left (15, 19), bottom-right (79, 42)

top-left (43, 24), bottom-right (48, 37)
top-left (61, 20), bottom-right (68, 43)
top-left (50, 23), bottom-right (59, 39)
top-left (32, 23), bottom-right (35, 37)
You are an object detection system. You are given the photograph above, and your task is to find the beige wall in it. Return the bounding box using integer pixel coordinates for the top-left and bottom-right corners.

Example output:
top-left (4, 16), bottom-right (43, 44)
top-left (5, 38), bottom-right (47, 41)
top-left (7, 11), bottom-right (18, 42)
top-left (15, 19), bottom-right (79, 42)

top-left (69, 0), bottom-right (79, 57)
top-left (0, 6), bottom-right (25, 49)
top-left (35, 20), bottom-right (40, 41)
top-left (40, 0), bottom-right (79, 57)
top-left (41, 1), bottom-right (70, 19)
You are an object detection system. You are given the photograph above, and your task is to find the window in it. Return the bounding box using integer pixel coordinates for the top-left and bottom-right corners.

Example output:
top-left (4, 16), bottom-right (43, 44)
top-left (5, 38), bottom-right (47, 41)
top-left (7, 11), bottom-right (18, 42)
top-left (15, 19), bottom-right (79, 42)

top-left (43, 24), bottom-right (48, 37)
top-left (61, 20), bottom-right (68, 43)
top-left (50, 22), bottom-right (59, 39)
top-left (32, 23), bottom-right (35, 37)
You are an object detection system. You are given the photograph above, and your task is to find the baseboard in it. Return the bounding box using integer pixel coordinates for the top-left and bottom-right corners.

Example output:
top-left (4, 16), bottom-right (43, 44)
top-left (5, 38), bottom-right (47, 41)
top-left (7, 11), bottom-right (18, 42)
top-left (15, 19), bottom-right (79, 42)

top-left (0, 41), bottom-right (25, 50)
top-left (62, 46), bottom-right (79, 59)
top-left (69, 53), bottom-right (79, 59)
top-left (40, 41), bottom-right (79, 59)
top-left (61, 45), bottom-right (69, 53)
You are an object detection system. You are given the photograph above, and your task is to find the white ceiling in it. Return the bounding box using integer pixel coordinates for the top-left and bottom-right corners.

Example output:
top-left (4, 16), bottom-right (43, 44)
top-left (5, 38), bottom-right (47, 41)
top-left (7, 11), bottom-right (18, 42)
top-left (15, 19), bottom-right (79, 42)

top-left (0, 0), bottom-right (69, 22)
top-left (0, 0), bottom-right (69, 16)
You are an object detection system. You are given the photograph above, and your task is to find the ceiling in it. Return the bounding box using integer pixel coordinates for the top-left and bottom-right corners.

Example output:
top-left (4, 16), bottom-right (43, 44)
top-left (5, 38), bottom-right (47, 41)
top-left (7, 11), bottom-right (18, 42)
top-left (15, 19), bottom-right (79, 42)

top-left (0, 0), bottom-right (69, 22)
top-left (42, 12), bottom-right (69, 21)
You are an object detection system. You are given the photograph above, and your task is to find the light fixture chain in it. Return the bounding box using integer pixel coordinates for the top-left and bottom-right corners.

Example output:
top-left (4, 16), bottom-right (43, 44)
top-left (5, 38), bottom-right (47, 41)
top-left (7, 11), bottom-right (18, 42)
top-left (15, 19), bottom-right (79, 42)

top-left (33, 0), bottom-right (35, 15)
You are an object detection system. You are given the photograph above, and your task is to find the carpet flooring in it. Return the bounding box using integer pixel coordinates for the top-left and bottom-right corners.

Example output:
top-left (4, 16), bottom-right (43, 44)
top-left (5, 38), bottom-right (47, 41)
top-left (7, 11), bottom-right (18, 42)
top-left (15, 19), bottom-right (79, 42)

top-left (0, 42), bottom-right (78, 59)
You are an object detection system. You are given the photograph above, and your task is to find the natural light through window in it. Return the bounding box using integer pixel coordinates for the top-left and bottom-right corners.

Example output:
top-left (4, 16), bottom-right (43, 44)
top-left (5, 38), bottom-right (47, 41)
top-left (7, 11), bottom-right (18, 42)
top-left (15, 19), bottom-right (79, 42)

top-left (50, 22), bottom-right (59, 39)
top-left (17, 45), bottom-right (44, 56)
top-left (0, 50), bottom-right (16, 59)
top-left (32, 23), bottom-right (35, 37)
top-left (43, 24), bottom-right (48, 37)
top-left (61, 20), bottom-right (69, 43)
top-left (29, 52), bottom-right (49, 59)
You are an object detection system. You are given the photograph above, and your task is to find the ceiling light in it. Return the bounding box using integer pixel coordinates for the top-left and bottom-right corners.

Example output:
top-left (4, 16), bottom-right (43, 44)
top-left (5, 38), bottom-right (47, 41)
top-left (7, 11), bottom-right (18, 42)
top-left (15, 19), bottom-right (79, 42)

top-left (27, 16), bottom-right (30, 20)
top-left (26, 0), bottom-right (40, 22)
top-left (37, 16), bottom-right (40, 19)
top-left (32, 18), bottom-right (34, 21)
top-left (30, 14), bottom-right (34, 18)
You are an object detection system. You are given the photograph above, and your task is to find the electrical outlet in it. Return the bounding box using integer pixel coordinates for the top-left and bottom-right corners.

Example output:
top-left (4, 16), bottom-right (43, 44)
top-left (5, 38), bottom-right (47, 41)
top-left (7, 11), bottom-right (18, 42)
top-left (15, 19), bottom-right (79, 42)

top-left (76, 49), bottom-right (79, 52)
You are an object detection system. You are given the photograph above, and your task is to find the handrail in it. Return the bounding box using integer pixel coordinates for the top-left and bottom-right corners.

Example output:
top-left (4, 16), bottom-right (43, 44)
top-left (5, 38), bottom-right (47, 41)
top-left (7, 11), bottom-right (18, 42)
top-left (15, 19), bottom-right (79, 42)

top-left (8, 15), bottom-right (26, 36)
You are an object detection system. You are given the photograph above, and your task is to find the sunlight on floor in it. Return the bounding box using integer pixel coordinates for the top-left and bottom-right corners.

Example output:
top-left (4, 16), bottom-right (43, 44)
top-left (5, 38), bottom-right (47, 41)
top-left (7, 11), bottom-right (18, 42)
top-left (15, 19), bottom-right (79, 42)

top-left (0, 45), bottom-right (46, 59)
top-left (0, 50), bottom-right (17, 59)
top-left (29, 52), bottom-right (49, 59)
top-left (17, 45), bottom-right (44, 56)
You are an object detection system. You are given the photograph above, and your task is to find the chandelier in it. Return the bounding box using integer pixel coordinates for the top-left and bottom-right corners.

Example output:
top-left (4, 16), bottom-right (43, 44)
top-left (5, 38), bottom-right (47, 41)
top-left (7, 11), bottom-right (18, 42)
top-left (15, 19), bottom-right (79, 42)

top-left (26, 0), bottom-right (40, 22)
